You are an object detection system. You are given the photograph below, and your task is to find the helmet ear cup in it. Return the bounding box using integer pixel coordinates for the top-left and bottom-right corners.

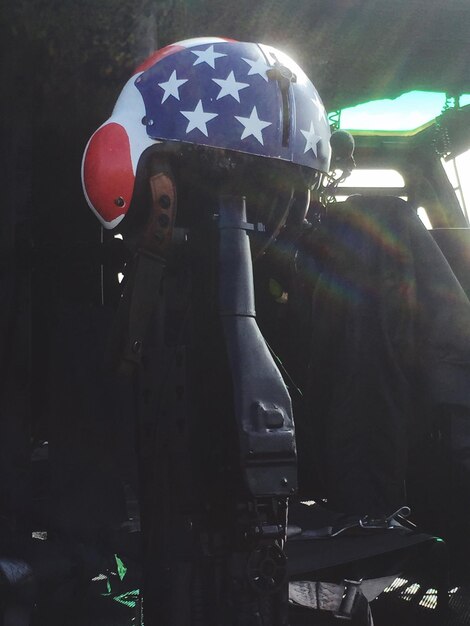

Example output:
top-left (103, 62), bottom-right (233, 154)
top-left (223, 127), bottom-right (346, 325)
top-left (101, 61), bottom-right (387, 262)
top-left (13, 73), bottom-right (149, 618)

top-left (82, 122), bottom-right (135, 228)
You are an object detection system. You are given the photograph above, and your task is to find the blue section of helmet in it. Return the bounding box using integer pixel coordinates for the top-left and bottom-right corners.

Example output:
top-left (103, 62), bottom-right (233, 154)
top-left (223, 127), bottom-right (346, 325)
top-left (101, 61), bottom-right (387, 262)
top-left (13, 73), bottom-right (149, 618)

top-left (135, 41), bottom-right (330, 172)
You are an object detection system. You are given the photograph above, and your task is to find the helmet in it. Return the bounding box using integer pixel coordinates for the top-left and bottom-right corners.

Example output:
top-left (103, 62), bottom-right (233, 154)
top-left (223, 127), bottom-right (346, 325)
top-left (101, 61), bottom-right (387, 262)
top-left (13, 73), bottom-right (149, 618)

top-left (82, 37), bottom-right (331, 230)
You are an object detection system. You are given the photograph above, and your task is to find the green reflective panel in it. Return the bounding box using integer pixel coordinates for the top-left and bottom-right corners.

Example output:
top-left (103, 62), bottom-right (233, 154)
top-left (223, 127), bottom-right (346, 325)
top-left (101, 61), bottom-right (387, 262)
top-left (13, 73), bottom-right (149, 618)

top-left (115, 554), bottom-right (128, 581)
top-left (113, 589), bottom-right (140, 608)
top-left (337, 91), bottom-right (470, 132)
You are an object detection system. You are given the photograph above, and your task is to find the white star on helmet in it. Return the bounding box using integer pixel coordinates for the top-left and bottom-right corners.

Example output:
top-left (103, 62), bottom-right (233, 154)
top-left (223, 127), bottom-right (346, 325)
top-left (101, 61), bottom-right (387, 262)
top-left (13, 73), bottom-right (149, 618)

top-left (180, 100), bottom-right (218, 137)
top-left (158, 70), bottom-right (188, 103)
top-left (191, 45), bottom-right (227, 69)
top-left (301, 121), bottom-right (322, 156)
top-left (212, 71), bottom-right (250, 102)
top-left (311, 92), bottom-right (327, 122)
top-left (241, 56), bottom-right (271, 82)
top-left (235, 106), bottom-right (272, 145)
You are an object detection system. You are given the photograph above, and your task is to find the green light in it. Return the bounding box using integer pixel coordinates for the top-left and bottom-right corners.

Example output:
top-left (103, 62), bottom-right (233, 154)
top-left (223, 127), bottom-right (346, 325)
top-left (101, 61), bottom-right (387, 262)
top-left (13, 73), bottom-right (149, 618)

top-left (336, 92), bottom-right (470, 132)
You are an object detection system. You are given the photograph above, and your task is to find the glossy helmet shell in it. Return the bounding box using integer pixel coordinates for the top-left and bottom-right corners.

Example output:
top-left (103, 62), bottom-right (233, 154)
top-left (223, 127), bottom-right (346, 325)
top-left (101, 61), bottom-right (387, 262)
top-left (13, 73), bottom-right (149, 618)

top-left (82, 37), bottom-right (331, 229)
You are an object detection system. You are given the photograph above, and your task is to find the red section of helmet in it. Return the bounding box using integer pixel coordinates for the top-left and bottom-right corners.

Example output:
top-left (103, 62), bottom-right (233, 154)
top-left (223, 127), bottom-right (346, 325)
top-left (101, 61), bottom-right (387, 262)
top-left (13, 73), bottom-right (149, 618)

top-left (83, 122), bottom-right (135, 225)
top-left (134, 44), bottom-right (185, 74)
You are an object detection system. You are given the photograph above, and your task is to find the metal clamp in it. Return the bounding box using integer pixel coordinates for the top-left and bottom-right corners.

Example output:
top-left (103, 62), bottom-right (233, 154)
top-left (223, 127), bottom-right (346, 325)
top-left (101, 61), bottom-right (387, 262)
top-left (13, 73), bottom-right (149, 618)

top-left (215, 214), bottom-right (266, 232)
top-left (359, 505), bottom-right (411, 530)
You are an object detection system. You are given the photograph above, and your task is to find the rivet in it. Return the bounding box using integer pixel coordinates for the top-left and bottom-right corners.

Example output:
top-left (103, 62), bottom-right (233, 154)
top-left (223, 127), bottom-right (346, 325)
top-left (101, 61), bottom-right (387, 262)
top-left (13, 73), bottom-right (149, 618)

top-left (158, 194), bottom-right (171, 209)
top-left (158, 214), bottom-right (170, 228)
top-left (114, 196), bottom-right (125, 207)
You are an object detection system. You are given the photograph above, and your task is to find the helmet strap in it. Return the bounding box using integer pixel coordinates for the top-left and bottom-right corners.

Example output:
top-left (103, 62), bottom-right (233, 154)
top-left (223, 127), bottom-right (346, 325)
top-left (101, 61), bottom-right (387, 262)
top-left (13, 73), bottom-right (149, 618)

top-left (105, 157), bottom-right (178, 375)
top-left (138, 156), bottom-right (177, 259)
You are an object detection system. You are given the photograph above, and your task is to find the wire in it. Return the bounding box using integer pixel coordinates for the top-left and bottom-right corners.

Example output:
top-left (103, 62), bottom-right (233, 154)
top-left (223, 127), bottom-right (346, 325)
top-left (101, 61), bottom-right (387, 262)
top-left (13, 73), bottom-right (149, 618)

top-left (263, 336), bottom-right (303, 399)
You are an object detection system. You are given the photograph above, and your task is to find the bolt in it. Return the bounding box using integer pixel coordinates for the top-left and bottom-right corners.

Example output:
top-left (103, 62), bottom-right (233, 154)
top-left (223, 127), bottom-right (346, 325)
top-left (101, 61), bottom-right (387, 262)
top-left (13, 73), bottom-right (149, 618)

top-left (281, 477), bottom-right (288, 486)
top-left (114, 196), bottom-right (125, 207)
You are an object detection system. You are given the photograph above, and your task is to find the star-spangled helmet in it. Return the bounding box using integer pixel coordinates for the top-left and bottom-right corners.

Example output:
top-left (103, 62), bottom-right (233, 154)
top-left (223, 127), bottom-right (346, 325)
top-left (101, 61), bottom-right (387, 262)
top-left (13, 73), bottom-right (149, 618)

top-left (82, 37), bottom-right (331, 229)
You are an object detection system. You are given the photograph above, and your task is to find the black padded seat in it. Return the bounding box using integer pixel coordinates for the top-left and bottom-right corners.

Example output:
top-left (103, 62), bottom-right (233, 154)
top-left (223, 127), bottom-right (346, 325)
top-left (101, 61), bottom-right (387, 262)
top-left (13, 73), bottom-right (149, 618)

top-left (430, 228), bottom-right (470, 298)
